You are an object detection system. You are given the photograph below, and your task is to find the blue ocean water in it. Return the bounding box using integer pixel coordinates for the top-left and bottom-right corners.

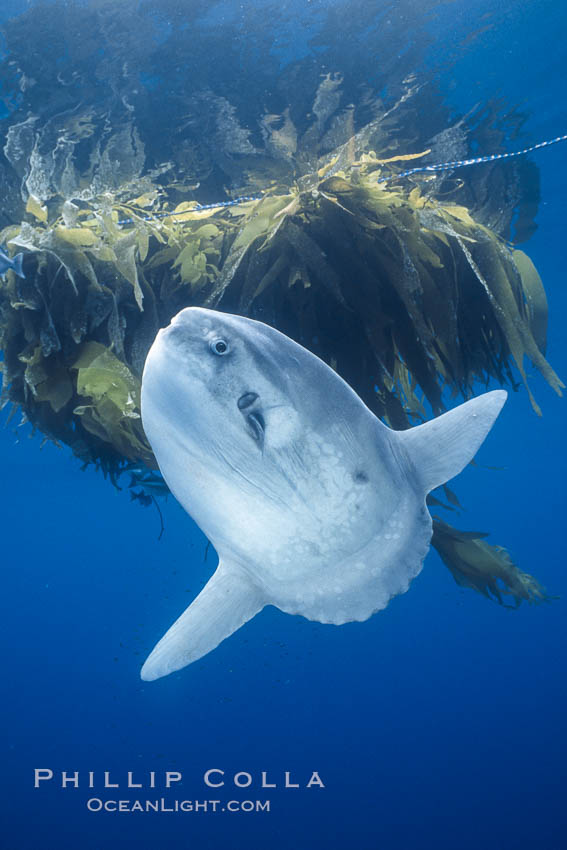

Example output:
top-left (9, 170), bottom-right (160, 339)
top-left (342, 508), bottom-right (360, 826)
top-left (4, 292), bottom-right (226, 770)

top-left (1, 1), bottom-right (566, 848)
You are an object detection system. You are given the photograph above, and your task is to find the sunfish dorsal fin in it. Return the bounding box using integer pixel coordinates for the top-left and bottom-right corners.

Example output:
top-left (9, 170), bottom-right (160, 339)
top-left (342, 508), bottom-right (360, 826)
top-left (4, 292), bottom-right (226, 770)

top-left (141, 563), bottom-right (265, 681)
top-left (397, 389), bottom-right (507, 494)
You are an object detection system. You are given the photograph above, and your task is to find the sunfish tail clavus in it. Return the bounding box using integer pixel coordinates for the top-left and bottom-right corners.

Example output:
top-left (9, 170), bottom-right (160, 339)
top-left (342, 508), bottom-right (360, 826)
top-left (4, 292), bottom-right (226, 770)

top-left (140, 307), bottom-right (507, 681)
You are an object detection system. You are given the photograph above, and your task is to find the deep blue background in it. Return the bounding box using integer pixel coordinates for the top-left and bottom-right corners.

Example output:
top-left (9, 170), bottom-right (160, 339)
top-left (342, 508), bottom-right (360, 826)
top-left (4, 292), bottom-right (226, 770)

top-left (1, 2), bottom-right (566, 848)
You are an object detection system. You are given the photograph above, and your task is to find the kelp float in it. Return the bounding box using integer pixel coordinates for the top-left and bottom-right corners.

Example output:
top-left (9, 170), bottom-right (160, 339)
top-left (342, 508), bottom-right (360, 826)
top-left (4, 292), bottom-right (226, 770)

top-left (0, 0), bottom-right (561, 608)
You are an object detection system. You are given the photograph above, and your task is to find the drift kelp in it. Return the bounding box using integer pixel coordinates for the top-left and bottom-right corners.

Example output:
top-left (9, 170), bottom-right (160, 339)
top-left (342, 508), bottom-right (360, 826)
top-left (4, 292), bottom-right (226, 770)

top-left (1, 162), bottom-right (561, 444)
top-left (0, 2), bottom-right (559, 605)
top-left (431, 519), bottom-right (554, 607)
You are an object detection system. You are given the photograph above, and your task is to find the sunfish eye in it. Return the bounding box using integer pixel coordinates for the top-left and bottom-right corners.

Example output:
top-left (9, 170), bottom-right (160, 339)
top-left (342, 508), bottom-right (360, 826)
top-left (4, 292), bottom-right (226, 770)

top-left (210, 338), bottom-right (229, 355)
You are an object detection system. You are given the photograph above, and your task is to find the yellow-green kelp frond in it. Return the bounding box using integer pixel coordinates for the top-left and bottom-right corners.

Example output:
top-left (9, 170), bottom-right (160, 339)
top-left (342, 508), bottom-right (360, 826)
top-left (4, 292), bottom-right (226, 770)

top-left (431, 518), bottom-right (554, 607)
top-left (72, 342), bottom-right (153, 467)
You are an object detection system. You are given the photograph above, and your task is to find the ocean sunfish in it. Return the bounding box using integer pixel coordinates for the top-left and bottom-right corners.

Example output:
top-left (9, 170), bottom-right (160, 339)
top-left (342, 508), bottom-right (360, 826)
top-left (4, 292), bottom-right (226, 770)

top-left (140, 307), bottom-right (506, 681)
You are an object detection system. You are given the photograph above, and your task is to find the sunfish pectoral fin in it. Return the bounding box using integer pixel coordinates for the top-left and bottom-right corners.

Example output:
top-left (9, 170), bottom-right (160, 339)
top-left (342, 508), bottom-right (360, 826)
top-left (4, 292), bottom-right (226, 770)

top-left (140, 563), bottom-right (265, 681)
top-left (398, 389), bottom-right (507, 494)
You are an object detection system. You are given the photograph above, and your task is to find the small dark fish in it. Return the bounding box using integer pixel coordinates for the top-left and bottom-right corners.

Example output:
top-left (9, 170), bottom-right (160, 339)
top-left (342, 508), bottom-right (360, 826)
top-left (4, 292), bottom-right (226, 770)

top-left (130, 489), bottom-right (153, 508)
top-left (127, 468), bottom-right (169, 496)
top-left (0, 246), bottom-right (25, 279)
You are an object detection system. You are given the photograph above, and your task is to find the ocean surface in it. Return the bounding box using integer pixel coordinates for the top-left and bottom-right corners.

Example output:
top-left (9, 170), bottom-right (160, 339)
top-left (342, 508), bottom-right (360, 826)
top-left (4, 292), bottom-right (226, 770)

top-left (1, 1), bottom-right (566, 848)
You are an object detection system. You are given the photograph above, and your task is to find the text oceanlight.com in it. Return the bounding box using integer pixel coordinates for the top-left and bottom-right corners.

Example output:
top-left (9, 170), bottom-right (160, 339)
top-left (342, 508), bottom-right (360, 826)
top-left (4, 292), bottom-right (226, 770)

top-left (86, 798), bottom-right (270, 813)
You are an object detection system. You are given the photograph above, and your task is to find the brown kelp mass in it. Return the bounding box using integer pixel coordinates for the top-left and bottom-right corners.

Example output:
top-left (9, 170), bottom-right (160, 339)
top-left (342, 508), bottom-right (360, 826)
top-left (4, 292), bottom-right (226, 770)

top-left (0, 0), bottom-right (560, 606)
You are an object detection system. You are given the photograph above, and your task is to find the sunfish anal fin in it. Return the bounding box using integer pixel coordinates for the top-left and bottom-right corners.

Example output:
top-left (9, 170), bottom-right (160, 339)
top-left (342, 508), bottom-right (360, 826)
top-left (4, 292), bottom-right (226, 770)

top-left (398, 389), bottom-right (507, 494)
top-left (141, 563), bottom-right (265, 681)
